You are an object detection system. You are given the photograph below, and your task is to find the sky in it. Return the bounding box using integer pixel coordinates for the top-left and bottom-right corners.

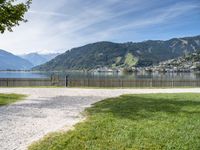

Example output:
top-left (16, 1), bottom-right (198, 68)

top-left (0, 0), bottom-right (200, 54)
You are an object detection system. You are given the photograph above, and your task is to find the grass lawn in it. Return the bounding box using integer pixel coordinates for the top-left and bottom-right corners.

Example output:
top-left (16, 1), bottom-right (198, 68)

top-left (29, 94), bottom-right (200, 150)
top-left (0, 93), bottom-right (25, 106)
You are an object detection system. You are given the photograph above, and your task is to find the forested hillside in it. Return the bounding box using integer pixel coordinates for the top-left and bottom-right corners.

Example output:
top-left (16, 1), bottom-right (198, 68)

top-left (34, 35), bottom-right (200, 71)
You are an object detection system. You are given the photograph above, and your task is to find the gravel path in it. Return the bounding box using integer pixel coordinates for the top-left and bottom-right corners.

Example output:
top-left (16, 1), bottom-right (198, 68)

top-left (0, 88), bottom-right (200, 150)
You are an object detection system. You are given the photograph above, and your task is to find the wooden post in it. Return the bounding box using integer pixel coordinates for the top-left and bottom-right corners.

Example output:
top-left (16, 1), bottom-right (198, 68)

top-left (51, 75), bottom-right (53, 86)
top-left (65, 75), bottom-right (68, 87)
top-left (7, 78), bottom-right (8, 87)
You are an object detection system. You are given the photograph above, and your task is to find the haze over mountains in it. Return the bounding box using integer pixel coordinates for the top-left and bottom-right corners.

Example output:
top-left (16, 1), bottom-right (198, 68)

top-left (21, 53), bottom-right (60, 66)
top-left (0, 50), bottom-right (60, 70)
top-left (0, 50), bottom-right (33, 70)
top-left (34, 35), bottom-right (200, 71)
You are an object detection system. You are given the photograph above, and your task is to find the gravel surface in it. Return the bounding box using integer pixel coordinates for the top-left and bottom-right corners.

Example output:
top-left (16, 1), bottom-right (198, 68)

top-left (0, 88), bottom-right (200, 150)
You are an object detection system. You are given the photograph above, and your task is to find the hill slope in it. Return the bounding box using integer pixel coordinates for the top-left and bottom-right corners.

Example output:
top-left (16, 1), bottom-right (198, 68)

top-left (34, 35), bottom-right (200, 71)
top-left (0, 50), bottom-right (33, 70)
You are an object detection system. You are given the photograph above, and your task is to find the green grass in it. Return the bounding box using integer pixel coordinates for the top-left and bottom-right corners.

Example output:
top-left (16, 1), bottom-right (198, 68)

top-left (0, 93), bottom-right (26, 106)
top-left (115, 56), bottom-right (122, 64)
top-left (29, 94), bottom-right (200, 150)
top-left (124, 53), bottom-right (138, 67)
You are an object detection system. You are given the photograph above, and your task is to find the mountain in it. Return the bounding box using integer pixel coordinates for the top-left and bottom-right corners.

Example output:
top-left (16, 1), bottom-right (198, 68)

top-left (0, 49), bottom-right (33, 70)
top-left (21, 53), bottom-right (60, 66)
top-left (34, 35), bottom-right (200, 71)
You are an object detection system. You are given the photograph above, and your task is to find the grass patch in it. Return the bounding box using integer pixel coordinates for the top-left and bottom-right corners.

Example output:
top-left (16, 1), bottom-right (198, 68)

top-left (0, 93), bottom-right (26, 106)
top-left (124, 53), bottom-right (138, 67)
top-left (29, 94), bottom-right (200, 150)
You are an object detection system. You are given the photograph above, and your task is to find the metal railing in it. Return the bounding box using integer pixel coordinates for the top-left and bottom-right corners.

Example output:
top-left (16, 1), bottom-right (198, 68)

top-left (1, 77), bottom-right (200, 88)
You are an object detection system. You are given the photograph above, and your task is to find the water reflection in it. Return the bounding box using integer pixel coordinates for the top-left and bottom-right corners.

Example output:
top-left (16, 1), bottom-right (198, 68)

top-left (0, 71), bottom-right (48, 79)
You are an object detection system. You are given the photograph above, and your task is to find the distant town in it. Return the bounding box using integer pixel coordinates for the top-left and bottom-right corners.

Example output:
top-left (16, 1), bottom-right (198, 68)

top-left (93, 52), bottom-right (200, 73)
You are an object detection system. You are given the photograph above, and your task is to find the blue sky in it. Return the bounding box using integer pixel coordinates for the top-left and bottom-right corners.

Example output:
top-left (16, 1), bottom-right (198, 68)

top-left (0, 0), bottom-right (200, 54)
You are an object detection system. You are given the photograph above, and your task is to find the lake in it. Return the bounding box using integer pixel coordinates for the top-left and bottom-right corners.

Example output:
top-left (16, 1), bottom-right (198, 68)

top-left (0, 71), bottom-right (200, 80)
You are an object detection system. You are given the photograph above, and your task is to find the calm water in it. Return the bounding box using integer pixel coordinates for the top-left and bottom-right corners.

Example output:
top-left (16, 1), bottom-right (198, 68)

top-left (0, 71), bottom-right (200, 80)
top-left (0, 71), bottom-right (48, 79)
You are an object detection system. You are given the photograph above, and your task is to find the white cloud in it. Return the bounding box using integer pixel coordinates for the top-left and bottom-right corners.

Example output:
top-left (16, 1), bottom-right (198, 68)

top-left (103, 2), bottom-right (200, 33)
top-left (0, 0), bottom-right (199, 54)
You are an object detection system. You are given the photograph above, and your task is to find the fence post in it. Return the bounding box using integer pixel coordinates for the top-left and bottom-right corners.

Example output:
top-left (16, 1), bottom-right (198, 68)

top-left (65, 75), bottom-right (68, 87)
top-left (7, 78), bottom-right (8, 87)
top-left (50, 75), bottom-right (53, 86)
top-left (151, 79), bottom-right (153, 88)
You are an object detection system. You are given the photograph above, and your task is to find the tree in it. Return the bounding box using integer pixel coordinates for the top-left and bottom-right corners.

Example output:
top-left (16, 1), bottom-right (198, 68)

top-left (0, 0), bottom-right (31, 33)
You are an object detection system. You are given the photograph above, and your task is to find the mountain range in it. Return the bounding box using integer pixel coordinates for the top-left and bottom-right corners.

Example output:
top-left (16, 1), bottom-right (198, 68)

top-left (0, 49), bottom-right (33, 70)
top-left (1, 35), bottom-right (200, 71)
top-left (34, 35), bottom-right (200, 71)
top-left (0, 50), bottom-right (60, 70)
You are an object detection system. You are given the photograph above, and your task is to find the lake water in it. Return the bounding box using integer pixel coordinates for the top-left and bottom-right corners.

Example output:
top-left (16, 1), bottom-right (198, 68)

top-left (0, 71), bottom-right (200, 80)
top-left (0, 71), bottom-right (48, 79)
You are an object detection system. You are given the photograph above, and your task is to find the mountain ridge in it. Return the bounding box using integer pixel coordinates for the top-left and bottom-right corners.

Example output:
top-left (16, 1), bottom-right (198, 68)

top-left (33, 35), bottom-right (200, 71)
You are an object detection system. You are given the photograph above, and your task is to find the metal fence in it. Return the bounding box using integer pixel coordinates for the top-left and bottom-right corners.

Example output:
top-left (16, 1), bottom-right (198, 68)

top-left (0, 77), bottom-right (65, 87)
top-left (1, 77), bottom-right (200, 88)
top-left (68, 79), bottom-right (200, 88)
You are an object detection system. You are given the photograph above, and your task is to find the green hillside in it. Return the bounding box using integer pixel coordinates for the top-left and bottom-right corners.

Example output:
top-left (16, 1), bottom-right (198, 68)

top-left (124, 53), bottom-right (138, 67)
top-left (33, 35), bottom-right (200, 71)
